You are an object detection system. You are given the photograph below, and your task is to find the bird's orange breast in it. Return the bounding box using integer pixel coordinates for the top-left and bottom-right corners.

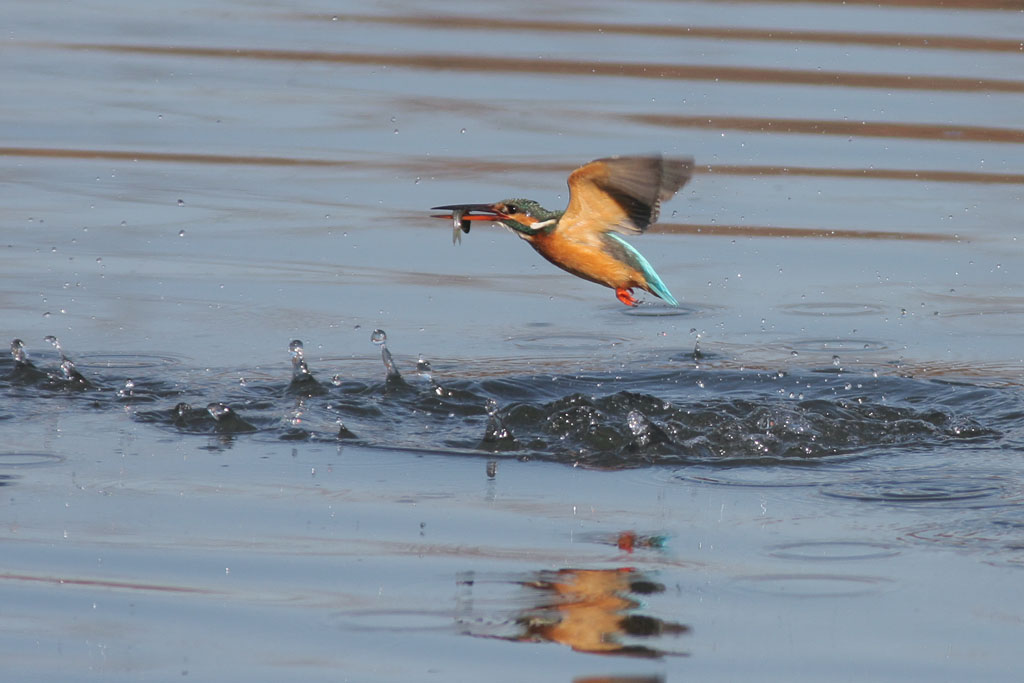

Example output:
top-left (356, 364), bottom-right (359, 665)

top-left (529, 232), bottom-right (645, 291)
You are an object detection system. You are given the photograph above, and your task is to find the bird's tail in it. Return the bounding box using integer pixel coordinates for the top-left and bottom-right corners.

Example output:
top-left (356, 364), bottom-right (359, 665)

top-left (644, 270), bottom-right (679, 307)
top-left (606, 234), bottom-right (679, 306)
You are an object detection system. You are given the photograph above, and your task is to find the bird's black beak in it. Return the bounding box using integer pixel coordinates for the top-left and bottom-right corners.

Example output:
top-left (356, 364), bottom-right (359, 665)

top-left (430, 203), bottom-right (510, 243)
top-left (429, 203), bottom-right (507, 220)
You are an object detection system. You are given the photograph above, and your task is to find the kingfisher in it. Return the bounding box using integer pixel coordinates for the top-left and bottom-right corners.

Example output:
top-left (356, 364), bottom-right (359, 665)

top-left (431, 155), bottom-right (693, 306)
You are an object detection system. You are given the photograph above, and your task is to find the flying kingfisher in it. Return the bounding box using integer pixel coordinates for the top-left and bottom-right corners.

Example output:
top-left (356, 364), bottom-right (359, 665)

top-left (431, 155), bottom-right (693, 306)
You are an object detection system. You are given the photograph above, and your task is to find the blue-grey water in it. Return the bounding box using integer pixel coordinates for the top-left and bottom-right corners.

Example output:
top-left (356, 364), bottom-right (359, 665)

top-left (2, 1), bottom-right (1023, 681)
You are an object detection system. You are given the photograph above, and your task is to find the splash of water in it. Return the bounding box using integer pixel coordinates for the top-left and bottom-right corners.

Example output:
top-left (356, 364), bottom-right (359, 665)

top-left (482, 398), bottom-right (514, 445)
top-left (288, 397), bottom-right (306, 428)
top-left (43, 334), bottom-right (62, 356)
top-left (626, 409), bottom-right (670, 450)
top-left (287, 339), bottom-right (325, 396)
top-left (289, 339), bottom-right (310, 377)
top-left (207, 402), bottom-right (232, 420)
top-left (10, 338), bottom-right (30, 366)
top-left (371, 329), bottom-right (402, 382)
top-left (7, 337), bottom-right (47, 382)
top-left (336, 417), bottom-right (357, 440)
top-left (43, 335), bottom-right (88, 386)
top-left (173, 402), bottom-right (194, 425)
top-left (117, 378), bottom-right (136, 399)
top-left (415, 353), bottom-right (447, 395)
top-left (206, 402), bottom-right (256, 433)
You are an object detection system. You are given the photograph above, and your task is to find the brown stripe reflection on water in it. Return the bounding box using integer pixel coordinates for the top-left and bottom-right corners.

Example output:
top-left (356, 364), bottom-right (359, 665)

top-left (3, 148), bottom-right (1022, 187)
top-left (46, 43), bottom-right (1024, 94)
top-left (624, 115), bottom-right (1024, 145)
top-left (0, 145), bottom-right (959, 243)
top-left (649, 223), bottom-right (957, 242)
top-left (313, 13), bottom-right (1024, 53)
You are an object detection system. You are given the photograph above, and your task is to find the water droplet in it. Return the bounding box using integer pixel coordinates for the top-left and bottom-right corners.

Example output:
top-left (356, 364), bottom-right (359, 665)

top-left (370, 329), bottom-right (387, 345)
top-left (416, 355), bottom-right (432, 373)
top-left (178, 229), bottom-right (186, 237)
top-left (331, 374), bottom-right (343, 386)
top-left (177, 199), bottom-right (185, 207)
top-left (832, 355), bottom-right (841, 366)
top-left (459, 127), bottom-right (467, 134)
top-left (42, 311), bottom-right (51, 318)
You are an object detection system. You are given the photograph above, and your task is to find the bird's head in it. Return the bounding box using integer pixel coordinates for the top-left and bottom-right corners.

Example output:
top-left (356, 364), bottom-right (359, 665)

top-left (431, 199), bottom-right (560, 238)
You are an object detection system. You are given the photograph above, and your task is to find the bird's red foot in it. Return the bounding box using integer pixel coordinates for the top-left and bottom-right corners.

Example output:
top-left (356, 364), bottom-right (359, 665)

top-left (615, 287), bottom-right (638, 306)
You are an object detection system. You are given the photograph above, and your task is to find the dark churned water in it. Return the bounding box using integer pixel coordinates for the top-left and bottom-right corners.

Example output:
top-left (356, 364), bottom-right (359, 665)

top-left (5, 334), bottom-right (1013, 466)
top-left (2, 0), bottom-right (1024, 681)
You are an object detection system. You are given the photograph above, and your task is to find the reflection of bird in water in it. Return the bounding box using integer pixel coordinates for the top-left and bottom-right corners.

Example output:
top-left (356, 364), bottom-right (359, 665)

top-left (432, 155), bottom-right (693, 307)
top-left (515, 567), bottom-right (689, 657)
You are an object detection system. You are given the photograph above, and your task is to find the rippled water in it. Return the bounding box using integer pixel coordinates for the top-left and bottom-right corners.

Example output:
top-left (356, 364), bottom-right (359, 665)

top-left (6, 333), bottom-right (1014, 466)
top-left (3, 0), bottom-right (1023, 680)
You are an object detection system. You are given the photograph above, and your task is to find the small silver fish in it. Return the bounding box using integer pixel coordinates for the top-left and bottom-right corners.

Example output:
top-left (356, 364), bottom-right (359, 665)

top-left (452, 208), bottom-right (471, 245)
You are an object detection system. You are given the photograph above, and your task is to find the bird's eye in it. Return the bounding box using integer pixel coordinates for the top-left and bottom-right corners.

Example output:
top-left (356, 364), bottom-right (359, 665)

top-left (504, 203), bottom-right (518, 214)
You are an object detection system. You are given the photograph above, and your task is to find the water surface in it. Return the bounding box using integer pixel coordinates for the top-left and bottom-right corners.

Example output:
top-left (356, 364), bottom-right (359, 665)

top-left (2, 0), bottom-right (1023, 680)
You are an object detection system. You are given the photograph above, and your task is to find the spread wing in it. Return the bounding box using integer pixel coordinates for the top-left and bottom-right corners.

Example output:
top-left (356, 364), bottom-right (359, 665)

top-left (559, 155), bottom-right (693, 240)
